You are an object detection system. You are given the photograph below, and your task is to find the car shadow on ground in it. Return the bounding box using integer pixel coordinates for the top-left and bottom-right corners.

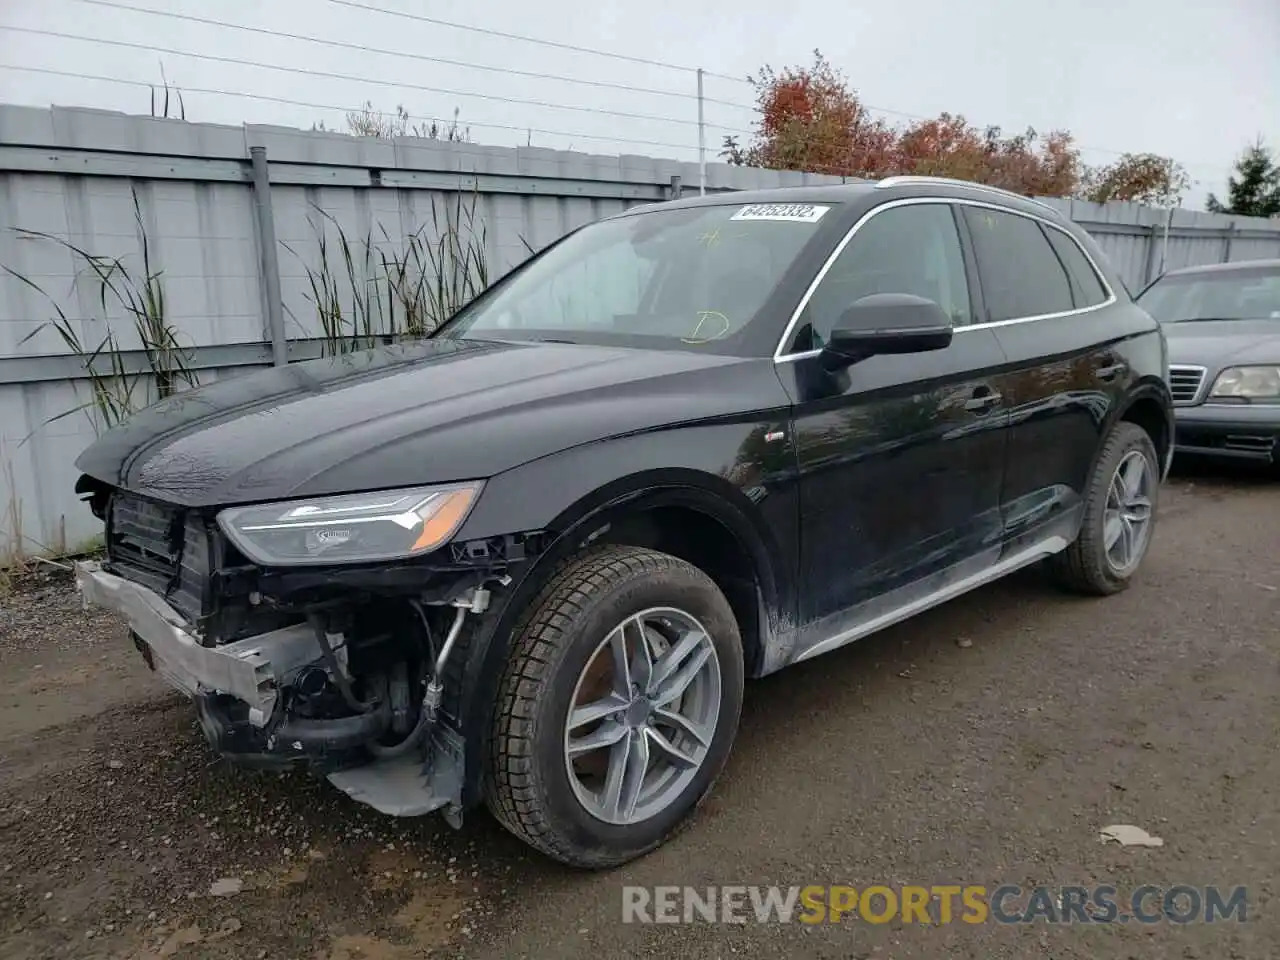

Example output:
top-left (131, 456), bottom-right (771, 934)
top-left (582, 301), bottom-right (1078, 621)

top-left (1168, 453), bottom-right (1276, 487)
top-left (733, 563), bottom-right (1057, 756)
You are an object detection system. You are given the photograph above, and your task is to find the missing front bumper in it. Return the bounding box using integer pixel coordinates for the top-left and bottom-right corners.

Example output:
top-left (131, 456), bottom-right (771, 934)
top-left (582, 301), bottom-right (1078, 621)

top-left (74, 560), bottom-right (317, 726)
top-left (74, 559), bottom-right (467, 820)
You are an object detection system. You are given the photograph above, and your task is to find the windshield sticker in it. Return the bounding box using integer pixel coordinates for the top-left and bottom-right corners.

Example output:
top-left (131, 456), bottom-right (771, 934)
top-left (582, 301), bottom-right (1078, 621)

top-left (730, 203), bottom-right (830, 223)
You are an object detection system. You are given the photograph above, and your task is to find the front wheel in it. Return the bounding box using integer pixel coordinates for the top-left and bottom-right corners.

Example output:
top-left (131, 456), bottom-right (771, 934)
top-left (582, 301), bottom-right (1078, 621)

top-left (485, 544), bottom-right (744, 869)
top-left (1053, 421), bottom-right (1160, 595)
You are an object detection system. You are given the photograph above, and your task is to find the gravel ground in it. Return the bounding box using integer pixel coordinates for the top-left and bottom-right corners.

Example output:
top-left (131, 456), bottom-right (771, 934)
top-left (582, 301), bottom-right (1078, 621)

top-left (1, 461), bottom-right (1277, 959)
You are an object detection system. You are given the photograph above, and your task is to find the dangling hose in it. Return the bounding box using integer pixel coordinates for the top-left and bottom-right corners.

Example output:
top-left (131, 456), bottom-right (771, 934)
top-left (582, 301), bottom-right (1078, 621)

top-left (409, 600), bottom-right (439, 665)
top-left (307, 612), bottom-right (374, 714)
top-left (367, 605), bottom-right (466, 759)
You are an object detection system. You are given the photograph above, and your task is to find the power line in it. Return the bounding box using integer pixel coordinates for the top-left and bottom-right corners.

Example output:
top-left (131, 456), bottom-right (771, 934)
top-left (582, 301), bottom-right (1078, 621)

top-left (37, 2), bottom-right (1198, 163)
top-left (2, 13), bottom-right (1230, 177)
top-left (320, 0), bottom-right (736, 80)
top-left (40, 1), bottom-right (915, 128)
top-left (317, 1), bottom-right (973, 102)
top-left (304, 1), bottom-right (1173, 141)
top-left (64, 0), bottom-right (757, 112)
top-left (322, 0), bottom-right (752, 87)
top-left (313, 1), bottom-right (1021, 119)
top-left (0, 18), bottom-right (906, 133)
top-left (0, 25), bottom-right (756, 132)
top-left (0, 65), bottom-right (703, 154)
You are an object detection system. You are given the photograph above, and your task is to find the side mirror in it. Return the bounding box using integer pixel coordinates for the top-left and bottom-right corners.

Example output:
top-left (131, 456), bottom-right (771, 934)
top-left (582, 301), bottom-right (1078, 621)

top-left (823, 293), bottom-right (955, 367)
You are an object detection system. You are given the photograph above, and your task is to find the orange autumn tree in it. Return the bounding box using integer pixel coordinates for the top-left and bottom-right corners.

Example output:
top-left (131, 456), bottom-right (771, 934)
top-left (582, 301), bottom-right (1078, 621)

top-left (721, 51), bottom-right (897, 178)
top-left (893, 113), bottom-right (1082, 196)
top-left (723, 50), bottom-right (1185, 203)
top-left (1079, 153), bottom-right (1191, 206)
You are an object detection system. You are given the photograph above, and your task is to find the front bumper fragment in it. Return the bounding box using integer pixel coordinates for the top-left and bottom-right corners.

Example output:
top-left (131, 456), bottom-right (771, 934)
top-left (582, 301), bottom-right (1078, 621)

top-left (74, 560), bottom-right (318, 726)
top-left (1173, 404), bottom-right (1280, 463)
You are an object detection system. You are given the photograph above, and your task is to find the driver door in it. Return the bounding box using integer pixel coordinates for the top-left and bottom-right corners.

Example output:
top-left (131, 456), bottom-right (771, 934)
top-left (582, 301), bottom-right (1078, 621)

top-left (773, 201), bottom-right (1011, 658)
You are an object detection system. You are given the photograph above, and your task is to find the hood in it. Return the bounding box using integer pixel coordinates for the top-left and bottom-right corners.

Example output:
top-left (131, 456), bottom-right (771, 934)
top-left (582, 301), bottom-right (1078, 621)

top-left (1163, 319), bottom-right (1280, 367)
top-left (75, 337), bottom-right (778, 507)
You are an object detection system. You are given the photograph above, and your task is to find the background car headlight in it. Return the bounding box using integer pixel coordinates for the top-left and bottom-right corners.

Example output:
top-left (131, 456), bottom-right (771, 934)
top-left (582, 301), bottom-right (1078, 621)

top-left (1209, 366), bottom-right (1280, 400)
top-left (216, 482), bottom-right (482, 566)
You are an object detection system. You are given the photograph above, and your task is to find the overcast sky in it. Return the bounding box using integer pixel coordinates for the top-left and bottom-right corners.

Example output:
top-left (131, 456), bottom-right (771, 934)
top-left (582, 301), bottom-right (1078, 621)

top-left (0, 0), bottom-right (1277, 209)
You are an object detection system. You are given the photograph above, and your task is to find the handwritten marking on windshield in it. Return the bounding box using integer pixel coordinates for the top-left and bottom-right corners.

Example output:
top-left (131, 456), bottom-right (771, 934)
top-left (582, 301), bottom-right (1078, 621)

top-left (682, 311), bottom-right (732, 344)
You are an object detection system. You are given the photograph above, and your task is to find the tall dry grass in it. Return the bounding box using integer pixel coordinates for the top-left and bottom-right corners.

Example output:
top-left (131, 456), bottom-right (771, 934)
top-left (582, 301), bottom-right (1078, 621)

top-left (286, 191), bottom-right (491, 355)
top-left (4, 186), bottom-right (198, 434)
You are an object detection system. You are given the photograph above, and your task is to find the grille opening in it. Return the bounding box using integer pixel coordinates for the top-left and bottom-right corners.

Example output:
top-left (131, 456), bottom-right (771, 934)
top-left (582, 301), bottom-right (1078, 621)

top-left (107, 493), bottom-right (211, 624)
top-left (1224, 435), bottom-right (1276, 453)
top-left (1179, 431), bottom-right (1277, 457)
top-left (1168, 366), bottom-right (1206, 404)
top-left (108, 494), bottom-right (182, 587)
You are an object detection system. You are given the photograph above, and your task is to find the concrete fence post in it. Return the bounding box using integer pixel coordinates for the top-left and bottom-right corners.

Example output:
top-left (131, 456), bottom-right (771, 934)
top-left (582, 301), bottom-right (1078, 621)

top-left (1221, 222), bottom-right (1236, 263)
top-left (250, 145), bottom-right (288, 367)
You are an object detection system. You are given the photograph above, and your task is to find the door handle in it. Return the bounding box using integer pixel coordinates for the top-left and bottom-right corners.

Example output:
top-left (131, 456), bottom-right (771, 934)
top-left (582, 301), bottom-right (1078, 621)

top-left (1096, 360), bottom-right (1129, 381)
top-left (964, 388), bottom-right (1002, 413)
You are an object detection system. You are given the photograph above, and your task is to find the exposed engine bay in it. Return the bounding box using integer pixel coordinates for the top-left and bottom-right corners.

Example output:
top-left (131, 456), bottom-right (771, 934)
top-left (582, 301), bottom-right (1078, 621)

top-left (74, 482), bottom-right (542, 825)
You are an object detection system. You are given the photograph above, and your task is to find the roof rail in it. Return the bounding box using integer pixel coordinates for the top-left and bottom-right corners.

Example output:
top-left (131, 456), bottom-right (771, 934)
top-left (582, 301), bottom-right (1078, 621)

top-left (875, 175), bottom-right (1060, 215)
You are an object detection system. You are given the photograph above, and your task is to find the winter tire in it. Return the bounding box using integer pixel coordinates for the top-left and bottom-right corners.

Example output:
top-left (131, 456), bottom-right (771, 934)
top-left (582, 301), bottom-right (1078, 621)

top-left (1053, 421), bottom-right (1159, 595)
top-left (485, 544), bottom-right (744, 869)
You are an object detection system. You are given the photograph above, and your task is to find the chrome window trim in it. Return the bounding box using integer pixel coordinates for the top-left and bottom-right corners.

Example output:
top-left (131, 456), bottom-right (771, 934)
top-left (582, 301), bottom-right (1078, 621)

top-left (772, 196), bottom-right (1118, 363)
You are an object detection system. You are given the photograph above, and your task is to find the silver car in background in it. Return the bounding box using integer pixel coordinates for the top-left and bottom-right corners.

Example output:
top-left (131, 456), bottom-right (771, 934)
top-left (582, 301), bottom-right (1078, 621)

top-left (1137, 259), bottom-right (1280, 466)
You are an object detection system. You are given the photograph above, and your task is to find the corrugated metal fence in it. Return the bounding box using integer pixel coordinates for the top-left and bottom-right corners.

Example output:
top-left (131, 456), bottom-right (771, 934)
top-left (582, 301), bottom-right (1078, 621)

top-left (2, 104), bottom-right (1279, 559)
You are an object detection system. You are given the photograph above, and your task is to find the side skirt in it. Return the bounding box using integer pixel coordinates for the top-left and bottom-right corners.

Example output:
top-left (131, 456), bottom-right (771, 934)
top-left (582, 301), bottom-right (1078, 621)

top-left (791, 529), bottom-right (1072, 666)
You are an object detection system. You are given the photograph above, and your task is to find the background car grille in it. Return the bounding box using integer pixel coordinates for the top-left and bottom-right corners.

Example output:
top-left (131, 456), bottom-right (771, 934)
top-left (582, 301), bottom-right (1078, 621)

top-left (107, 493), bottom-right (210, 623)
top-left (1168, 365), bottom-right (1207, 405)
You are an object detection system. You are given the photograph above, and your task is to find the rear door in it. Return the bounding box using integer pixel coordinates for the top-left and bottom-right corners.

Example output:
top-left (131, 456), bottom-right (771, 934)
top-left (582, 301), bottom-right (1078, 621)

top-left (958, 203), bottom-right (1127, 552)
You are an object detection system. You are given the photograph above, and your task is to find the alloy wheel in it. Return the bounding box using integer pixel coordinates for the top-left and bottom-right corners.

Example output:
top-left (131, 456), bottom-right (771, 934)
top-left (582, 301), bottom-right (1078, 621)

top-left (563, 607), bottom-right (722, 826)
top-left (1103, 449), bottom-right (1154, 575)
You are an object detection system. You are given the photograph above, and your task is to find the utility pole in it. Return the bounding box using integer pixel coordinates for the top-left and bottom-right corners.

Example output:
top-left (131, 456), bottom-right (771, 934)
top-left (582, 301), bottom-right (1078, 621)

top-left (697, 68), bottom-right (706, 196)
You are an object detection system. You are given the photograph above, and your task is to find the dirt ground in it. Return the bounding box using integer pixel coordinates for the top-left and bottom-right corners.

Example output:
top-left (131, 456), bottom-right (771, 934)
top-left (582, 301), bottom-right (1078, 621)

top-left (1, 461), bottom-right (1277, 960)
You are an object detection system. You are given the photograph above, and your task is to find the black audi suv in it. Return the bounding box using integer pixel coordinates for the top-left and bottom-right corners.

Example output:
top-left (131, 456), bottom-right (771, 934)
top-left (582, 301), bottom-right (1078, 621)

top-left (72, 175), bottom-right (1174, 867)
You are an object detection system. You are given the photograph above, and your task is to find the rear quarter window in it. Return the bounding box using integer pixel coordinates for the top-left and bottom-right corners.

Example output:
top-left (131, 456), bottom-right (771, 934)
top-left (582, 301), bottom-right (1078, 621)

top-left (1045, 228), bottom-right (1110, 308)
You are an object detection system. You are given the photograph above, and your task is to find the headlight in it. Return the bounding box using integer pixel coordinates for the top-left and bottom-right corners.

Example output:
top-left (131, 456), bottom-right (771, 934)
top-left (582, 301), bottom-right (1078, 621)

top-left (217, 482), bottom-right (482, 566)
top-left (1209, 366), bottom-right (1280, 400)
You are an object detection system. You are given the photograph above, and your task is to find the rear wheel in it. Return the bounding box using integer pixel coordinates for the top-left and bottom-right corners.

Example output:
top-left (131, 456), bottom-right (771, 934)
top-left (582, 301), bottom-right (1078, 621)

top-left (485, 544), bottom-right (744, 868)
top-left (1053, 421), bottom-right (1159, 595)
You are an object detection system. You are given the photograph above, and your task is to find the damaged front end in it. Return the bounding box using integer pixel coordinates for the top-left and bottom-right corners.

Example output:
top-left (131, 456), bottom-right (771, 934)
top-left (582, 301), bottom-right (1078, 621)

top-left (74, 480), bottom-right (542, 825)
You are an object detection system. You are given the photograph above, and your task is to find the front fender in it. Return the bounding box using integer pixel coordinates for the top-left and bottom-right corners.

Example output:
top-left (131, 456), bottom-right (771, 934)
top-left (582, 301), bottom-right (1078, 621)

top-left (450, 419), bottom-right (800, 808)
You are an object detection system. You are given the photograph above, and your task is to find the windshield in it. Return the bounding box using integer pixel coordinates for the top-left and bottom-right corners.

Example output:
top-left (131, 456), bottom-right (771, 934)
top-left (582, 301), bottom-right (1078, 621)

top-left (436, 201), bottom-right (835, 352)
top-left (1136, 266), bottom-right (1280, 323)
